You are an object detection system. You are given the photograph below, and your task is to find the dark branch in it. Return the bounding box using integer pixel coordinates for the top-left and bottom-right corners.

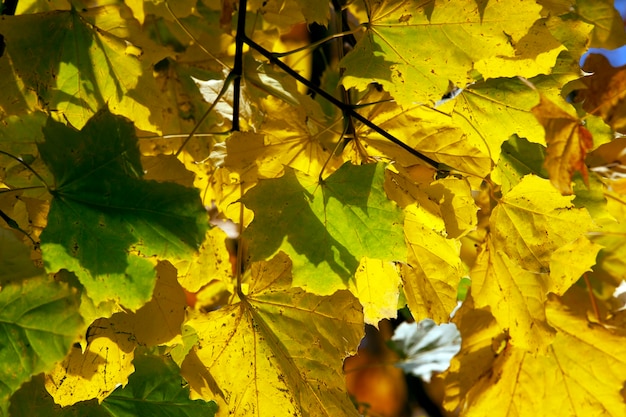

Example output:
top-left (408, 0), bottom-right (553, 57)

top-left (232, 0), bottom-right (248, 132)
top-left (243, 35), bottom-right (442, 170)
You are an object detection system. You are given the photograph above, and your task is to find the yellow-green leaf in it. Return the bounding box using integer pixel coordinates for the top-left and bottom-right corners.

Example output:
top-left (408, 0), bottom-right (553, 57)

top-left (182, 253), bottom-right (363, 416)
top-left (341, 0), bottom-right (544, 105)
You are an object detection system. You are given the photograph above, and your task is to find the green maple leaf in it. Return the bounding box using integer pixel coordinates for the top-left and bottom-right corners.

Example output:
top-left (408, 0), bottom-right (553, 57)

top-left (0, 230), bottom-right (83, 417)
top-left (38, 108), bottom-right (208, 310)
top-left (242, 162), bottom-right (405, 295)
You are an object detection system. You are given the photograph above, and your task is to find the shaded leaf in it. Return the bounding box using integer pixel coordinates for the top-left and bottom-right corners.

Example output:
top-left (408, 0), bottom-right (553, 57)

top-left (38, 108), bottom-right (208, 309)
top-left (0, 8), bottom-right (154, 131)
top-left (492, 136), bottom-right (549, 193)
top-left (242, 162), bottom-right (405, 295)
top-left (576, 0), bottom-right (626, 49)
top-left (182, 253), bottom-right (363, 417)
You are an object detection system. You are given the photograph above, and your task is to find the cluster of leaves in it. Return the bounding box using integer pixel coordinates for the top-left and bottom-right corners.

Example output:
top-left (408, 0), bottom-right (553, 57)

top-left (3, 0), bottom-right (626, 416)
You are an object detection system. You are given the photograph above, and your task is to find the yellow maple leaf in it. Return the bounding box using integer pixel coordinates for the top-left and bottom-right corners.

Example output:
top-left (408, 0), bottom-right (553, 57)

top-left (182, 253), bottom-right (363, 416)
top-left (341, 0), bottom-right (546, 106)
top-left (532, 95), bottom-right (594, 195)
top-left (44, 317), bottom-right (136, 406)
top-left (402, 204), bottom-right (466, 323)
top-left (173, 227), bottom-right (233, 293)
top-left (351, 257), bottom-right (401, 327)
top-left (471, 239), bottom-right (556, 352)
top-left (444, 294), bottom-right (626, 417)
top-left (491, 175), bottom-right (594, 273)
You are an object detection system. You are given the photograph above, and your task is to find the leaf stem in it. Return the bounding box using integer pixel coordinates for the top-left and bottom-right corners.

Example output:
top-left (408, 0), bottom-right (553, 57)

top-left (242, 35), bottom-right (443, 170)
top-left (583, 273), bottom-right (602, 323)
top-left (0, 209), bottom-right (36, 244)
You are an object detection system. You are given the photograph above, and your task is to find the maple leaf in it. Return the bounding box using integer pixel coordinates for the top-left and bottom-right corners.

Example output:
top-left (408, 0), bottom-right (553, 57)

top-left (0, 230), bottom-right (83, 416)
top-left (182, 253), bottom-right (363, 416)
top-left (444, 294), bottom-right (626, 417)
top-left (347, 91), bottom-right (491, 177)
top-left (340, 0), bottom-right (547, 106)
top-left (352, 257), bottom-right (401, 327)
top-left (532, 95), bottom-right (594, 195)
top-left (0, 7), bottom-right (156, 131)
top-left (38, 108), bottom-right (208, 309)
top-left (384, 167), bottom-right (470, 322)
top-left (576, 0), bottom-right (626, 49)
top-left (490, 175), bottom-right (594, 273)
top-left (242, 162), bottom-right (405, 295)
top-left (44, 317), bottom-right (136, 406)
top-left (579, 54), bottom-right (626, 134)
top-left (12, 355), bottom-right (218, 417)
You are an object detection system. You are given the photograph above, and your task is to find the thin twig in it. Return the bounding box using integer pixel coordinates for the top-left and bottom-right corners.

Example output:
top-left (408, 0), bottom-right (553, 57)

top-left (0, 150), bottom-right (49, 189)
top-left (232, 0), bottom-right (248, 132)
top-left (242, 35), bottom-right (443, 170)
top-left (174, 72), bottom-right (236, 156)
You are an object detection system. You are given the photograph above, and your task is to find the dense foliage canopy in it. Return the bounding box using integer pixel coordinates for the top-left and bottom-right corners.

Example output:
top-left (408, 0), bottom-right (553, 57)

top-left (2, 0), bottom-right (626, 416)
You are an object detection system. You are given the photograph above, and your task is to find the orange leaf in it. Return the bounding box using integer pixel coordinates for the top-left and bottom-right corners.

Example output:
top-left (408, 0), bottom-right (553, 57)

top-left (532, 96), bottom-right (593, 194)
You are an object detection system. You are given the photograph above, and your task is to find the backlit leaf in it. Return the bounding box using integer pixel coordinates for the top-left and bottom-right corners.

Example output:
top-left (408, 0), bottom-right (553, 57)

top-left (532, 95), bottom-right (593, 195)
top-left (44, 317), bottom-right (136, 406)
top-left (182, 253), bottom-right (363, 416)
top-left (341, 0), bottom-right (545, 105)
top-left (579, 54), bottom-right (626, 134)
top-left (444, 295), bottom-right (626, 417)
top-left (0, 8), bottom-right (154, 131)
top-left (38, 108), bottom-right (208, 309)
top-left (11, 355), bottom-right (218, 417)
top-left (242, 162), bottom-right (405, 295)
top-left (0, 232), bottom-right (83, 416)
top-left (490, 175), bottom-right (594, 273)
top-left (352, 257), bottom-right (400, 327)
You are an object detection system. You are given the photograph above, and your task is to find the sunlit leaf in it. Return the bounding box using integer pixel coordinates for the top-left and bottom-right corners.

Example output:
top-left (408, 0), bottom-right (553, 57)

top-left (341, 0), bottom-right (546, 105)
top-left (182, 253), bottom-right (363, 416)
top-left (44, 317), bottom-right (136, 406)
top-left (242, 162), bottom-right (405, 295)
top-left (352, 257), bottom-right (400, 327)
top-left (444, 295), bottom-right (626, 417)
top-left (532, 95), bottom-right (593, 195)
top-left (0, 231), bottom-right (83, 415)
top-left (490, 175), bottom-right (594, 273)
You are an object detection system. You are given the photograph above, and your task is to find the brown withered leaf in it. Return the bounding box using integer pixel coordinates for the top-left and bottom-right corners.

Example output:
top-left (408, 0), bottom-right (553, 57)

top-left (532, 96), bottom-right (593, 194)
